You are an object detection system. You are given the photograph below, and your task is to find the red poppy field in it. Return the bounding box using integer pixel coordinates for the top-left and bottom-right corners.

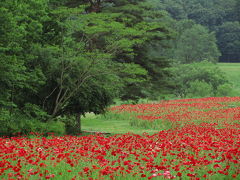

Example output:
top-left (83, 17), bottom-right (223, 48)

top-left (1, 97), bottom-right (240, 180)
top-left (111, 97), bottom-right (240, 130)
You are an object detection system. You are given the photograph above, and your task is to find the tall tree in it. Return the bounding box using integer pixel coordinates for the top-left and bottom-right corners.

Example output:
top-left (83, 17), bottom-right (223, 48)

top-left (107, 0), bottom-right (175, 99)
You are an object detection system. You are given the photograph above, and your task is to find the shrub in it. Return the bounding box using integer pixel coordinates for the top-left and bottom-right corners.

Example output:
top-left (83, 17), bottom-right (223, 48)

top-left (0, 109), bottom-right (65, 137)
top-left (216, 83), bottom-right (235, 97)
top-left (58, 115), bottom-right (78, 135)
top-left (168, 61), bottom-right (229, 97)
top-left (41, 120), bottom-right (66, 136)
top-left (186, 80), bottom-right (213, 98)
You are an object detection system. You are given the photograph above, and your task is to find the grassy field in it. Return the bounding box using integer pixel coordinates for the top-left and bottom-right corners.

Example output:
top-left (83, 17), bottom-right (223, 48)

top-left (218, 63), bottom-right (240, 94)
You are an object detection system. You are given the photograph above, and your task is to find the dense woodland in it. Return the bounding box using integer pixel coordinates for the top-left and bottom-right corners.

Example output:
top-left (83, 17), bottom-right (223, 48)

top-left (0, 0), bottom-right (239, 136)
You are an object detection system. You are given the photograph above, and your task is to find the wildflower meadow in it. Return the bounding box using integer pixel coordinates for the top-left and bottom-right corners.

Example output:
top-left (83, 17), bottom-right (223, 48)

top-left (1, 97), bottom-right (239, 180)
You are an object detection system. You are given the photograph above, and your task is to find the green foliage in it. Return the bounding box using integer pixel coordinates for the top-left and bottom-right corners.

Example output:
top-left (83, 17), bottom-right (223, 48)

top-left (0, 0), bottom-right (49, 108)
top-left (186, 80), bottom-right (213, 98)
top-left (118, 63), bottom-right (149, 100)
top-left (1, 0), bottom-right (173, 136)
top-left (0, 6), bottom-right (27, 108)
top-left (216, 83), bottom-right (235, 97)
top-left (168, 61), bottom-right (229, 97)
top-left (23, 103), bottom-right (50, 122)
top-left (37, 14), bottom-right (147, 117)
top-left (107, 1), bottom-right (175, 100)
top-left (0, 109), bottom-right (65, 137)
top-left (58, 115), bottom-right (77, 135)
top-left (26, 0), bottom-right (174, 134)
top-left (235, 0), bottom-right (240, 22)
top-left (38, 0), bottom-right (173, 120)
top-left (43, 121), bottom-right (66, 135)
top-left (152, 0), bottom-right (240, 62)
top-left (173, 24), bottom-right (221, 63)
top-left (154, 0), bottom-right (238, 28)
top-left (216, 21), bottom-right (240, 62)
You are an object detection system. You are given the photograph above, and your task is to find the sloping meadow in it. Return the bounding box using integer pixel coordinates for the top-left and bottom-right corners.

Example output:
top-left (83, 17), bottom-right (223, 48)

top-left (1, 97), bottom-right (240, 179)
top-left (111, 97), bottom-right (240, 129)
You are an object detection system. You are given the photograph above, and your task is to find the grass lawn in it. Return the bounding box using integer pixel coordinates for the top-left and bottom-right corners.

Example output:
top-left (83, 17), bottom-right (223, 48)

top-left (218, 63), bottom-right (240, 94)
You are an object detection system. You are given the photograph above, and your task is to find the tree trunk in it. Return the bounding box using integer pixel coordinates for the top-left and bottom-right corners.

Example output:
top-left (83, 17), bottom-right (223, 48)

top-left (76, 113), bottom-right (82, 134)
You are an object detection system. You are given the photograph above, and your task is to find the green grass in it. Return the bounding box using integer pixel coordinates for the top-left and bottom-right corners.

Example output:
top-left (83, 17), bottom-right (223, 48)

top-left (218, 63), bottom-right (240, 94)
top-left (81, 112), bottom-right (159, 135)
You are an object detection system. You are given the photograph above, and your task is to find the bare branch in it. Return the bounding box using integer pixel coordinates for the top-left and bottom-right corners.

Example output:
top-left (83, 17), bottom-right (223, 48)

top-left (42, 86), bottom-right (58, 109)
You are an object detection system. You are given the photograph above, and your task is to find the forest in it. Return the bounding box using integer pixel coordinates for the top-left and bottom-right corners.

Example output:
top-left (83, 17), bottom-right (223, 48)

top-left (0, 0), bottom-right (240, 136)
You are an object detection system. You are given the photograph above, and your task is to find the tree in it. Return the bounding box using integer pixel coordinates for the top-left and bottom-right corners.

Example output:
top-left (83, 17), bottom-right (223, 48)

top-left (213, 0), bottom-right (238, 22)
top-left (27, 3), bottom-right (152, 133)
top-left (216, 21), bottom-right (240, 62)
top-left (0, 0), bottom-right (177, 135)
top-left (0, 0), bottom-right (59, 136)
top-left (42, 5), bottom-right (150, 113)
top-left (0, 0), bottom-right (48, 111)
top-left (52, 0), bottom-right (175, 101)
top-left (173, 24), bottom-right (221, 63)
top-left (62, 76), bottom-right (119, 133)
top-left (107, 0), bottom-right (175, 99)
top-left (235, 0), bottom-right (240, 22)
top-left (0, 6), bottom-right (26, 109)
top-left (188, 7), bottom-right (225, 30)
top-left (152, 0), bottom-right (240, 63)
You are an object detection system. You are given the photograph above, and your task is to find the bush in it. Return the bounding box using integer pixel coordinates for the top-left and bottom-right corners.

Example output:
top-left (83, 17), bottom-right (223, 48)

top-left (168, 61), bottom-right (229, 97)
top-left (0, 109), bottom-right (15, 136)
top-left (0, 109), bottom-right (65, 137)
top-left (216, 83), bottom-right (235, 97)
top-left (58, 115), bottom-right (78, 135)
top-left (186, 80), bottom-right (213, 98)
top-left (41, 121), bottom-right (66, 136)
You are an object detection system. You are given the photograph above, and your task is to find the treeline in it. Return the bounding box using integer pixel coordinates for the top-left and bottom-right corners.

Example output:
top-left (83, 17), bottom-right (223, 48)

top-left (0, 0), bottom-right (238, 136)
top-left (151, 0), bottom-right (240, 62)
